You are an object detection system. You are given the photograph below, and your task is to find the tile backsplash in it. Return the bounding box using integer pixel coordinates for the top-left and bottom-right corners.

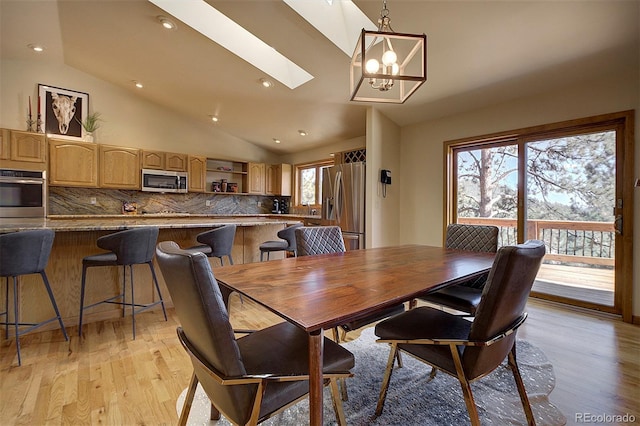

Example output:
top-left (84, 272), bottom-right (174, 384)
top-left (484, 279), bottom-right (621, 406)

top-left (48, 187), bottom-right (288, 216)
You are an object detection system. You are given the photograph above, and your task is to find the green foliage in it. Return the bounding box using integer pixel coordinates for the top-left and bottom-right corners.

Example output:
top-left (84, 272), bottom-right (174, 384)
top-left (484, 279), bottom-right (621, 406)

top-left (76, 112), bottom-right (102, 132)
top-left (456, 131), bottom-right (615, 222)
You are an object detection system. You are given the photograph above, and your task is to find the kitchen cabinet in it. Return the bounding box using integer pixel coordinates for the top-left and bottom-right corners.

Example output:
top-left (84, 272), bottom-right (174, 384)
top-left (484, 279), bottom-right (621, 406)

top-left (49, 139), bottom-right (98, 187)
top-left (188, 155), bottom-right (207, 192)
top-left (99, 144), bottom-right (140, 189)
top-left (0, 129), bottom-right (46, 164)
top-left (247, 162), bottom-right (265, 194)
top-left (141, 150), bottom-right (188, 171)
top-left (265, 163), bottom-right (291, 196)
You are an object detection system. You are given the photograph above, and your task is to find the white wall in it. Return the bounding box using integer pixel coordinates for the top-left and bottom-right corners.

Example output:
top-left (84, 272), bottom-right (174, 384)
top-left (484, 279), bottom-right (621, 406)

top-left (0, 59), bottom-right (276, 162)
top-left (366, 108), bottom-right (401, 248)
top-left (399, 70), bottom-right (639, 316)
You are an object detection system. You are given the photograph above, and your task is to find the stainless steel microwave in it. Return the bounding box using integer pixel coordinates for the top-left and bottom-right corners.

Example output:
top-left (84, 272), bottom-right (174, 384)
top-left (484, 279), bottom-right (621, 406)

top-left (141, 169), bottom-right (188, 193)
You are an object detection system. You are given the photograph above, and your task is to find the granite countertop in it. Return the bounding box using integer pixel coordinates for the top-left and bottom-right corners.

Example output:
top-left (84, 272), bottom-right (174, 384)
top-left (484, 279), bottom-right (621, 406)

top-left (0, 214), bottom-right (314, 233)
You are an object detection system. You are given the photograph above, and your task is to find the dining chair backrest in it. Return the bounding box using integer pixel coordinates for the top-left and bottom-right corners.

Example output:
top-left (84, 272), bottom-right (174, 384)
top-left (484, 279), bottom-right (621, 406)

top-left (0, 229), bottom-right (54, 276)
top-left (462, 240), bottom-right (545, 379)
top-left (295, 226), bottom-right (345, 256)
top-left (276, 223), bottom-right (302, 253)
top-left (155, 241), bottom-right (253, 424)
top-left (196, 224), bottom-right (237, 259)
top-left (445, 223), bottom-right (499, 253)
top-left (96, 227), bottom-right (159, 265)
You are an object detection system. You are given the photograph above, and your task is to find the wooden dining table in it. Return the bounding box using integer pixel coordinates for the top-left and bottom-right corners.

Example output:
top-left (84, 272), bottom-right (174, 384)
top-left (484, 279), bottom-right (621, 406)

top-left (212, 244), bottom-right (496, 425)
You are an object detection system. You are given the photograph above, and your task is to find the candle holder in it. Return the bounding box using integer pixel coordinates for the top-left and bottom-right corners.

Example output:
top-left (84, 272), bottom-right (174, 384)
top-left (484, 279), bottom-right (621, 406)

top-left (26, 116), bottom-right (35, 132)
top-left (36, 114), bottom-right (43, 133)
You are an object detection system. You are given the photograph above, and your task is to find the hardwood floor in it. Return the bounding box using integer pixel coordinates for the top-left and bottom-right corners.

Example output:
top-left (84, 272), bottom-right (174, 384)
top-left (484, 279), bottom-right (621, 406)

top-left (1, 295), bottom-right (638, 425)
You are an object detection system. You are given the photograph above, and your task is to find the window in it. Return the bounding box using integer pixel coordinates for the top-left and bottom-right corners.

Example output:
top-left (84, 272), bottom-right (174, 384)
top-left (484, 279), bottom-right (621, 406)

top-left (444, 111), bottom-right (634, 319)
top-left (294, 160), bottom-right (333, 207)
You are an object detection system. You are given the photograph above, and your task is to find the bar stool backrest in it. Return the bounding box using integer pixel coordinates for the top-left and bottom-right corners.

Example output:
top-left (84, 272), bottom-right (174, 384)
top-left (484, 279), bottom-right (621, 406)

top-left (196, 224), bottom-right (236, 259)
top-left (97, 227), bottom-right (159, 265)
top-left (0, 229), bottom-right (54, 276)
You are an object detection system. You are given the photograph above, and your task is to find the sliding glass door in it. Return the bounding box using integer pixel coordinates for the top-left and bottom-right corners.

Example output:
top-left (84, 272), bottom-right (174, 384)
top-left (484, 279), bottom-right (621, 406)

top-left (446, 112), bottom-right (634, 319)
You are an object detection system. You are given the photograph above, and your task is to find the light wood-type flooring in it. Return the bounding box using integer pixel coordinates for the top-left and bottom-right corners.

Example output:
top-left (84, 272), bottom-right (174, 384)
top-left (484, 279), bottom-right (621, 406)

top-left (1, 295), bottom-right (638, 425)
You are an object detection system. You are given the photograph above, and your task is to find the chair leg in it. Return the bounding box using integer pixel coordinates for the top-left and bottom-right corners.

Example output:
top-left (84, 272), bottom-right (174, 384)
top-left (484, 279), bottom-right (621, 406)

top-left (260, 251), bottom-right (264, 262)
top-left (148, 262), bottom-right (167, 321)
top-left (128, 265), bottom-right (136, 339)
top-left (329, 377), bottom-right (348, 426)
top-left (450, 343), bottom-right (480, 426)
top-left (375, 342), bottom-right (399, 416)
top-left (12, 277), bottom-right (21, 366)
top-left (78, 265), bottom-right (88, 336)
top-left (508, 345), bottom-right (536, 425)
top-left (3, 277), bottom-right (9, 339)
top-left (40, 272), bottom-right (68, 341)
top-left (178, 372), bottom-right (198, 426)
top-left (210, 403), bottom-right (221, 420)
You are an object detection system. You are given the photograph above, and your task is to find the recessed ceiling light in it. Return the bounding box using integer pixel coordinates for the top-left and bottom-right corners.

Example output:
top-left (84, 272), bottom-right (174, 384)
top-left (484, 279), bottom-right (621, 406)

top-left (27, 44), bottom-right (44, 52)
top-left (157, 16), bottom-right (177, 30)
top-left (211, 116), bottom-right (219, 122)
top-left (273, 138), bottom-right (281, 144)
top-left (134, 81), bottom-right (144, 89)
top-left (329, 153), bottom-right (335, 157)
top-left (298, 130), bottom-right (308, 136)
top-left (260, 78), bottom-right (273, 88)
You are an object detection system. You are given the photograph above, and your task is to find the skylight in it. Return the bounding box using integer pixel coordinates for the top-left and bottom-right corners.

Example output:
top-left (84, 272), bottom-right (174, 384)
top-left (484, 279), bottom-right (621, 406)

top-left (282, 0), bottom-right (376, 56)
top-left (148, 0), bottom-right (314, 90)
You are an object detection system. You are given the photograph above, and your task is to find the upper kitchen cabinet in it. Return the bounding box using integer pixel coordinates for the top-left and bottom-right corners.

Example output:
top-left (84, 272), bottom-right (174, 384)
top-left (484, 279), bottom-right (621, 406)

top-left (141, 150), bottom-right (188, 171)
top-left (265, 163), bottom-right (292, 196)
top-left (247, 162), bottom-right (265, 194)
top-left (99, 144), bottom-right (140, 189)
top-left (188, 155), bottom-right (207, 193)
top-left (49, 139), bottom-right (98, 187)
top-left (0, 129), bottom-right (46, 167)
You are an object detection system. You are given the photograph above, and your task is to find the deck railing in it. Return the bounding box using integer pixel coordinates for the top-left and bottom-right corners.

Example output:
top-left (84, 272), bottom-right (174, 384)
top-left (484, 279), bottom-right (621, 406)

top-left (457, 217), bottom-right (615, 267)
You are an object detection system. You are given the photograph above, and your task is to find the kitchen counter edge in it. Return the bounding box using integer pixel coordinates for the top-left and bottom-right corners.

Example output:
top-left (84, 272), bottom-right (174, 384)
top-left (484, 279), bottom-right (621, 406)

top-left (0, 215), bottom-right (310, 233)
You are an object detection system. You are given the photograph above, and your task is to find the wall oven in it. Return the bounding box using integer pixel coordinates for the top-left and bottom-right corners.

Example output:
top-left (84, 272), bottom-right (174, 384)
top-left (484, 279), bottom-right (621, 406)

top-left (0, 169), bottom-right (46, 217)
top-left (141, 169), bottom-right (188, 193)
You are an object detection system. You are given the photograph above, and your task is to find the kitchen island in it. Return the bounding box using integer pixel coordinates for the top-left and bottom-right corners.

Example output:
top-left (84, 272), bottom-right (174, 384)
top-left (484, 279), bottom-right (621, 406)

top-left (0, 214), bottom-right (305, 334)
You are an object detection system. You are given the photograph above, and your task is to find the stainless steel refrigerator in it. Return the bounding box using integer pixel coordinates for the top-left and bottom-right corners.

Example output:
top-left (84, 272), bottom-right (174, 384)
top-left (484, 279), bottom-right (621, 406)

top-left (322, 162), bottom-right (365, 250)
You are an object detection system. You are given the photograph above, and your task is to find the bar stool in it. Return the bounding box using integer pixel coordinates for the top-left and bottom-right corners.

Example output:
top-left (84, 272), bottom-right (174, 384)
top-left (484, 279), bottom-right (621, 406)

top-left (0, 229), bottom-right (68, 366)
top-left (185, 224), bottom-right (236, 266)
top-left (259, 223), bottom-right (302, 261)
top-left (78, 227), bottom-right (167, 339)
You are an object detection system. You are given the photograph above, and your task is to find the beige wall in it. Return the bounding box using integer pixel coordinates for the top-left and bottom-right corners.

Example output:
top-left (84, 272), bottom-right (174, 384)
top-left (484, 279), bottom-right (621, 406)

top-left (0, 59), bottom-right (276, 163)
top-left (366, 108), bottom-right (401, 248)
top-left (281, 135), bottom-right (365, 166)
top-left (399, 70), bottom-right (639, 316)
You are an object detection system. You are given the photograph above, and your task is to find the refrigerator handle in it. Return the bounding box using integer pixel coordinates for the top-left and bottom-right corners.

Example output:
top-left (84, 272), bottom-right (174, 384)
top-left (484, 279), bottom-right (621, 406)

top-left (334, 170), bottom-right (342, 225)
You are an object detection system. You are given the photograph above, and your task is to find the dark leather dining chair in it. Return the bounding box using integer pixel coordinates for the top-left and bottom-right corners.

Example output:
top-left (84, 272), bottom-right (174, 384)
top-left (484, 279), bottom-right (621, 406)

top-left (374, 240), bottom-right (545, 425)
top-left (0, 229), bottom-right (68, 366)
top-left (185, 224), bottom-right (236, 266)
top-left (259, 222), bottom-right (302, 261)
top-left (155, 241), bottom-right (354, 426)
top-left (415, 223), bottom-right (499, 314)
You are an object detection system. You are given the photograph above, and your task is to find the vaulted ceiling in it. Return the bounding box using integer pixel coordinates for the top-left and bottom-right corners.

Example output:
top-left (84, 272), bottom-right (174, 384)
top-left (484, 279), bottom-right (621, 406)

top-left (2, 0), bottom-right (638, 154)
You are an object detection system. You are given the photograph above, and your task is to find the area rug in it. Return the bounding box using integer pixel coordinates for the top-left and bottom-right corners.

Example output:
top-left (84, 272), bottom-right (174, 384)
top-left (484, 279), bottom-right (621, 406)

top-left (176, 327), bottom-right (566, 425)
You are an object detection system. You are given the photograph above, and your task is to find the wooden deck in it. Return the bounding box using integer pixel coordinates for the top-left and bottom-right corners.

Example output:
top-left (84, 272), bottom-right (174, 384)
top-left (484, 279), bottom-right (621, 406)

top-left (533, 263), bottom-right (614, 306)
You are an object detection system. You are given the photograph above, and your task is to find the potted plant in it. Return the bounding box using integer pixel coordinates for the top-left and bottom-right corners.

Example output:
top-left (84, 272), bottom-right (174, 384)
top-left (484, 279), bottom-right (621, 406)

top-left (77, 112), bottom-right (102, 142)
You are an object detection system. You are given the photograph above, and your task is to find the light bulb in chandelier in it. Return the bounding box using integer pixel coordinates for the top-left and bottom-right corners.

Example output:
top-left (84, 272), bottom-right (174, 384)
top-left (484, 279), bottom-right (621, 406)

top-left (381, 50), bottom-right (397, 66)
top-left (365, 59), bottom-right (380, 74)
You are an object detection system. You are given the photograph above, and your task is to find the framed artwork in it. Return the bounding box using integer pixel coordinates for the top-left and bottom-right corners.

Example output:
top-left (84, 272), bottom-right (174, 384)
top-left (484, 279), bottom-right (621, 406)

top-left (38, 84), bottom-right (89, 141)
